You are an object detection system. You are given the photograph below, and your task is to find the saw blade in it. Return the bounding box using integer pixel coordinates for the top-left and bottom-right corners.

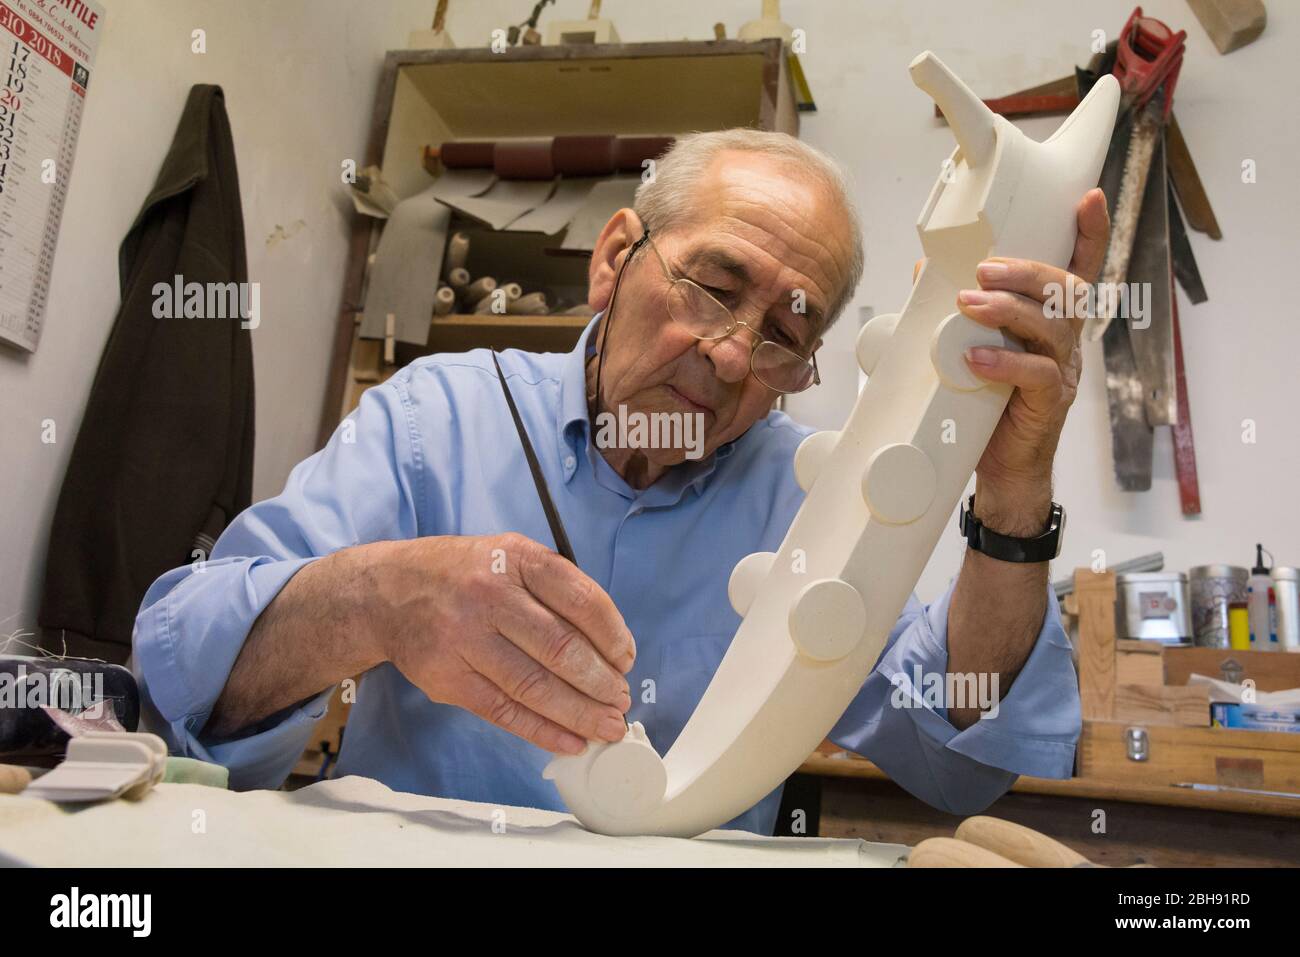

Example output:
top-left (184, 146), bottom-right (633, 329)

top-left (1084, 95), bottom-right (1163, 342)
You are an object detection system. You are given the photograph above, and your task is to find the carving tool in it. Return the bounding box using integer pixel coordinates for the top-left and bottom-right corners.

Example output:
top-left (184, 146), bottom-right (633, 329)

top-left (954, 817), bottom-right (1097, 867)
top-left (907, 837), bottom-right (1023, 868)
top-left (490, 351), bottom-right (628, 729)
top-left (953, 816), bottom-right (1157, 867)
top-left (490, 351), bottom-right (576, 565)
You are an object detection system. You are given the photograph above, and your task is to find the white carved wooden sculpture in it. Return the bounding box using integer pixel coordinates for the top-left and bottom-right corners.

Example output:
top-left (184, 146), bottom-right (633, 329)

top-left (544, 52), bottom-right (1120, 838)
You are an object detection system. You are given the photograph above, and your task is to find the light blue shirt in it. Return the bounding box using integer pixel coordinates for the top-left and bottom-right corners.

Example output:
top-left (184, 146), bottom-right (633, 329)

top-left (133, 316), bottom-right (1081, 835)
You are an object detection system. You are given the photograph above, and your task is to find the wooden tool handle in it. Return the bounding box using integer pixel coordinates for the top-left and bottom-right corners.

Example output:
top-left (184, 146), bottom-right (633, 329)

top-left (954, 816), bottom-right (1092, 868)
top-left (0, 764), bottom-right (33, 794)
top-left (907, 837), bottom-right (1023, 868)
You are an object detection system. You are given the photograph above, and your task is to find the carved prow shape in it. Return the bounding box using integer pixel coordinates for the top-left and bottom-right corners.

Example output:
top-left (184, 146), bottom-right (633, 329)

top-left (544, 54), bottom-right (1119, 838)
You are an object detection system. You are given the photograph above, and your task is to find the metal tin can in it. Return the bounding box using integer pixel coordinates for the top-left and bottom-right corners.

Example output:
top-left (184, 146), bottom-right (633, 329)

top-left (1116, 572), bottom-right (1192, 644)
top-left (1188, 565), bottom-right (1249, 649)
top-left (1272, 567), bottom-right (1300, 652)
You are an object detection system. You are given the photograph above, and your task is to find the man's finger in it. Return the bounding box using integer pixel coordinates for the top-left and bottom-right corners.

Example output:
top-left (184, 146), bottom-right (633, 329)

top-left (456, 671), bottom-right (588, 755)
top-left (957, 288), bottom-right (1075, 366)
top-left (965, 348), bottom-right (1065, 405)
top-left (1067, 188), bottom-right (1110, 285)
top-left (465, 635), bottom-right (628, 743)
top-left (489, 590), bottom-right (630, 708)
top-left (515, 542), bottom-right (636, 673)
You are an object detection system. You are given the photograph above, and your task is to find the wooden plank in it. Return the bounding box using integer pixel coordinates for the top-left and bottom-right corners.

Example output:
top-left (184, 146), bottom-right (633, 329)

top-left (1163, 646), bottom-right (1300, 692)
top-left (799, 751), bottom-right (1300, 819)
top-left (817, 775), bottom-right (1300, 866)
top-left (1116, 639), bottom-right (1165, 686)
top-left (1114, 683), bottom-right (1210, 726)
top-left (1075, 569), bottom-right (1117, 720)
top-left (1079, 719), bottom-right (1300, 794)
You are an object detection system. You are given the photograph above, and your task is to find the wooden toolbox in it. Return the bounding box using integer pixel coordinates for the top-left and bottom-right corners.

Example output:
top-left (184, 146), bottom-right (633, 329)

top-left (1070, 569), bottom-right (1300, 800)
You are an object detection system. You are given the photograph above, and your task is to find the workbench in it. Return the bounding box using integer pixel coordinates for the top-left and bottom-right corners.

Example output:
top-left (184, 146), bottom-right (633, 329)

top-left (794, 568), bottom-right (1300, 868)
top-left (0, 775), bottom-right (906, 867)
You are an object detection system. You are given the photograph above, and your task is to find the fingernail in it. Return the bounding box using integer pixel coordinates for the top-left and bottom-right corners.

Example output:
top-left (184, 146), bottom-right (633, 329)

top-left (958, 289), bottom-right (990, 306)
top-left (977, 262), bottom-right (1008, 283)
top-left (966, 347), bottom-right (997, 366)
top-left (562, 736), bottom-right (587, 755)
top-left (600, 715), bottom-right (628, 741)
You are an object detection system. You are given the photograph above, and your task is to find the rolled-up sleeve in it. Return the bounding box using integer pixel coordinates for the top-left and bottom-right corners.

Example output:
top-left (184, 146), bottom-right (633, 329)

top-left (829, 577), bottom-right (1079, 816)
top-left (132, 375), bottom-right (423, 789)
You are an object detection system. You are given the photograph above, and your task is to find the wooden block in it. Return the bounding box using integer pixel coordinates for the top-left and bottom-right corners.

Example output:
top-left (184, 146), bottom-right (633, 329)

top-left (1163, 646), bottom-right (1300, 692)
top-left (1185, 0), bottom-right (1267, 54)
top-left (1078, 720), bottom-right (1300, 794)
top-left (1075, 569), bottom-right (1118, 720)
top-left (1116, 640), bottom-right (1166, 686)
top-left (1114, 683), bottom-right (1211, 727)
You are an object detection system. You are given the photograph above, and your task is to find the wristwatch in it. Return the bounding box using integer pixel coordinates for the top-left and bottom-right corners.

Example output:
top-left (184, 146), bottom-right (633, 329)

top-left (958, 494), bottom-right (1065, 563)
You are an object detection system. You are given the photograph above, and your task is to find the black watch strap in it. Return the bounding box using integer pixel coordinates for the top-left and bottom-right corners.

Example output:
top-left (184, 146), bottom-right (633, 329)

top-left (958, 494), bottom-right (1064, 563)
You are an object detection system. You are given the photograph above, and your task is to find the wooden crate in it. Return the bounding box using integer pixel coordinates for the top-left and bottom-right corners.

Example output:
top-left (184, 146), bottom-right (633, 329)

top-left (1079, 720), bottom-right (1300, 793)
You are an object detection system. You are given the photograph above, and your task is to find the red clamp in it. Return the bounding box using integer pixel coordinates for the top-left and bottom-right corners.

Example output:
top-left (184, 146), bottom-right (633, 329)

top-left (1113, 6), bottom-right (1187, 119)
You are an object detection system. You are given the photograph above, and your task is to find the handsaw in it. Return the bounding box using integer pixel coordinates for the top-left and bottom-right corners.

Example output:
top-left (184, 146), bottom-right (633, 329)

top-left (1084, 7), bottom-right (1186, 343)
top-left (1124, 119), bottom-right (1176, 427)
top-left (1095, 105), bottom-right (1155, 490)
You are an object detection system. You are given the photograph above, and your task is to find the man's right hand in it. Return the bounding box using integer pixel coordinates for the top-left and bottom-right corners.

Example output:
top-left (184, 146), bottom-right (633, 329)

top-left (364, 533), bottom-right (635, 755)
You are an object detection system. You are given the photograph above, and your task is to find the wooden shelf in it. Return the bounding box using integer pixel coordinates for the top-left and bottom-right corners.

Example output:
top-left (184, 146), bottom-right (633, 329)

top-left (428, 312), bottom-right (589, 355)
top-left (800, 748), bottom-right (1300, 819)
top-left (320, 39), bottom-right (797, 446)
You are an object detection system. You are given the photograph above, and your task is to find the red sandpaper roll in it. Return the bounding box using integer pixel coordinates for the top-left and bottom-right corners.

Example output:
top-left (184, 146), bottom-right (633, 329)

top-left (613, 136), bottom-right (675, 172)
top-left (494, 139), bottom-right (556, 179)
top-left (439, 141), bottom-right (496, 168)
top-left (552, 135), bottom-right (617, 175)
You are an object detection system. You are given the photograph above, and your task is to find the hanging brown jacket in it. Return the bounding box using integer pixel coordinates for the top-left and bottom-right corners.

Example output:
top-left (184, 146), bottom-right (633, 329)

top-left (39, 84), bottom-right (254, 663)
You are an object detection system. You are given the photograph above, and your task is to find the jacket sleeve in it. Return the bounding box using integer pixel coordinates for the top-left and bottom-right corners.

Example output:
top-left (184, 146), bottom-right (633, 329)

top-left (132, 375), bottom-right (423, 789)
top-left (828, 577), bottom-right (1080, 816)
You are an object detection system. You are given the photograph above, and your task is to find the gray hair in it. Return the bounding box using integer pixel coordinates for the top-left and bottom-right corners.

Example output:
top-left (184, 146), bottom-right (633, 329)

top-left (633, 129), bottom-right (864, 330)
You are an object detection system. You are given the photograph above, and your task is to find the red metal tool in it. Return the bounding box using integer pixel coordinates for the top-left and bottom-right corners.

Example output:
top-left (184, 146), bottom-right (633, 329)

top-left (1113, 6), bottom-right (1187, 116)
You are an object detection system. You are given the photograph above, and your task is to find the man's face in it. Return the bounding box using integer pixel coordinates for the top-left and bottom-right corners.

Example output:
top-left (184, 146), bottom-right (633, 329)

top-left (587, 151), bottom-right (854, 468)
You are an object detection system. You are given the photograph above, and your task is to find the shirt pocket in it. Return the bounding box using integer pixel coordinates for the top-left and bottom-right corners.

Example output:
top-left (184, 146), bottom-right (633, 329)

top-left (645, 632), bottom-right (734, 755)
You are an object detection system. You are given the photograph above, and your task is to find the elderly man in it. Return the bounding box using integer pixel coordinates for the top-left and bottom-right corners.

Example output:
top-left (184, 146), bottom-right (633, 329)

top-left (133, 129), bottom-right (1108, 835)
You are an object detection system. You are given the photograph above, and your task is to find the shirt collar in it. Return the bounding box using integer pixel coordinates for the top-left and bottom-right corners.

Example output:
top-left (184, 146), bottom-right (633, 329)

top-left (555, 311), bottom-right (740, 499)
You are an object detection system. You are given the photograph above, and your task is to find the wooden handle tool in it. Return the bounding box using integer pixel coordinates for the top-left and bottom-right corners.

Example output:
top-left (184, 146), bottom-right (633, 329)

top-left (906, 837), bottom-right (1024, 868)
top-left (954, 816), bottom-right (1095, 867)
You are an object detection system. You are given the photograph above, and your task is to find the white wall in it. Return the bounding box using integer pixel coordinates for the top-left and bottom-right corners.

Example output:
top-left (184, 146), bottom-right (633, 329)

top-left (0, 0), bottom-right (428, 639)
top-left (3, 0), bottom-right (1294, 642)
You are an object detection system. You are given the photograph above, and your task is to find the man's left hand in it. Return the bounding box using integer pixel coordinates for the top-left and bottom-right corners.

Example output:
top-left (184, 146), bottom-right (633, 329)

top-left (953, 187), bottom-right (1110, 530)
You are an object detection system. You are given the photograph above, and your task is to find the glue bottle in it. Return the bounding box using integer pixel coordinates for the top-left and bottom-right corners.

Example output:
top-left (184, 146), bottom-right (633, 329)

top-left (1247, 543), bottom-right (1278, 652)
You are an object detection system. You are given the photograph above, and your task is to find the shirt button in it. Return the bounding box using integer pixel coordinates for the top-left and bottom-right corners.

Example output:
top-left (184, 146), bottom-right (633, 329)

top-left (564, 455), bottom-right (576, 470)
